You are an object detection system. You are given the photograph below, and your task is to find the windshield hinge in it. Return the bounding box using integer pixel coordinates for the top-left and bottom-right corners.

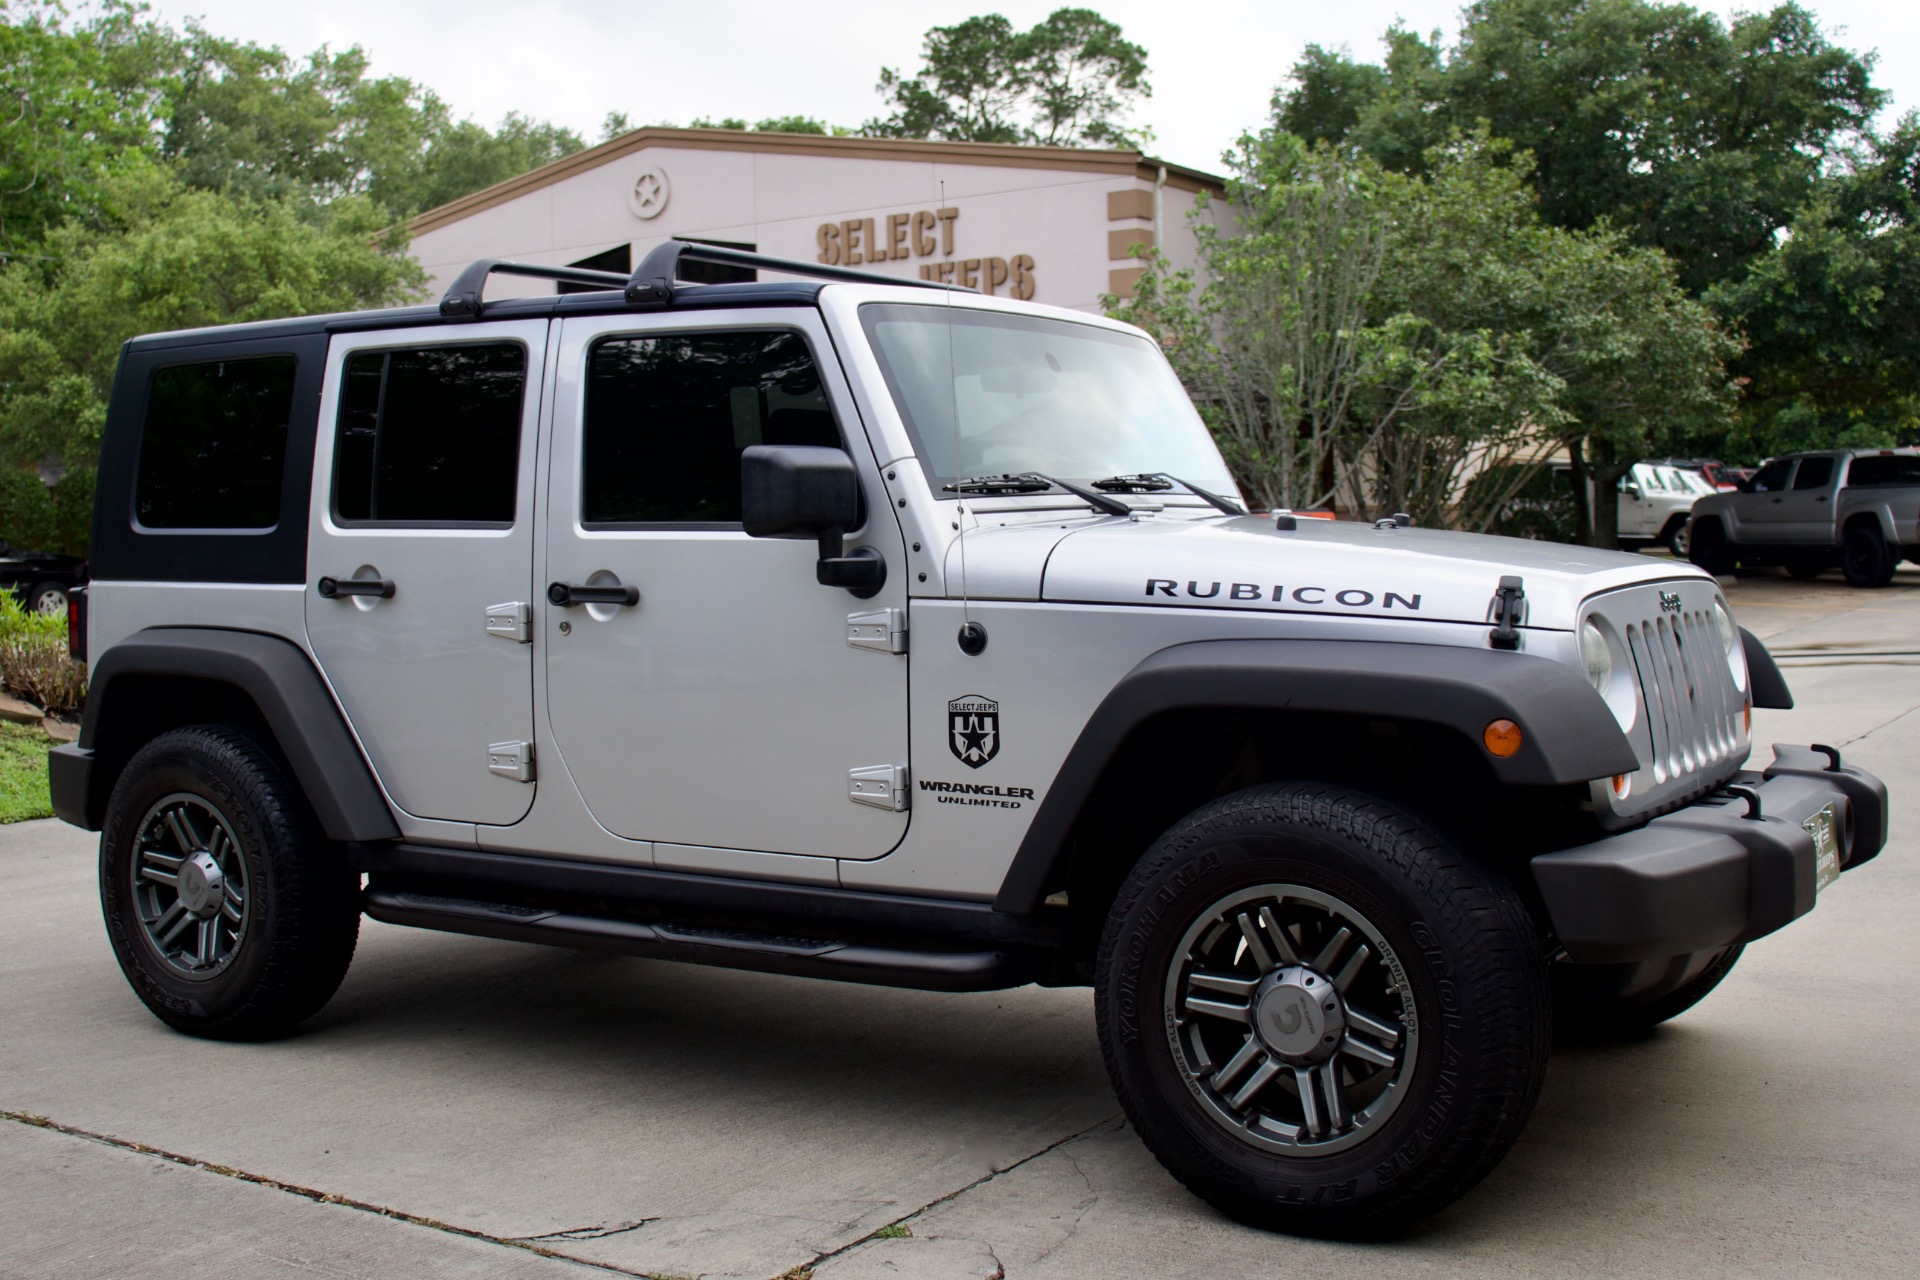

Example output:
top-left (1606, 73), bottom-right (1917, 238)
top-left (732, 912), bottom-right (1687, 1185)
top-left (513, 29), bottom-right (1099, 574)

top-left (847, 608), bottom-right (907, 655)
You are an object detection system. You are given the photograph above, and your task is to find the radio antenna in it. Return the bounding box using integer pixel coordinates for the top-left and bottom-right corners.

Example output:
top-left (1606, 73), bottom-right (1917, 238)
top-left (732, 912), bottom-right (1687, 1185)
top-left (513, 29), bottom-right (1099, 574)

top-left (944, 180), bottom-right (983, 655)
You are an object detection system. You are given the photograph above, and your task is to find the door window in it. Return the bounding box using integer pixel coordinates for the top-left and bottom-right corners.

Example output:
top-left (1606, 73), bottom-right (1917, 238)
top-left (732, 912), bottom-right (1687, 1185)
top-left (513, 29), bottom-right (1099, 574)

top-left (581, 330), bottom-right (842, 527)
top-left (333, 344), bottom-right (527, 524)
top-left (1791, 457), bottom-right (1834, 489)
top-left (1750, 459), bottom-right (1793, 493)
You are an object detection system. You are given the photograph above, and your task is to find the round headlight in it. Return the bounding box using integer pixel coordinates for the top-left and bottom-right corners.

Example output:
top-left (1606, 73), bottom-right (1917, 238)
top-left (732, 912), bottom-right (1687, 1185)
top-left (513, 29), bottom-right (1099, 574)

top-left (1580, 619), bottom-right (1612, 691)
top-left (1713, 598), bottom-right (1737, 653)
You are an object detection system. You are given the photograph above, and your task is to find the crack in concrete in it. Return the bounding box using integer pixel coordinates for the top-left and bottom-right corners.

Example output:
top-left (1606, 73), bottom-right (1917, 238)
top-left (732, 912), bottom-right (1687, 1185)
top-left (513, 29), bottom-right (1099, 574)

top-left (1020, 1148), bottom-right (1098, 1271)
top-left (0, 1108), bottom-right (652, 1277)
top-left (772, 1114), bottom-right (1121, 1280)
top-left (1839, 698), bottom-right (1920, 749)
top-left (515, 1220), bottom-right (659, 1242)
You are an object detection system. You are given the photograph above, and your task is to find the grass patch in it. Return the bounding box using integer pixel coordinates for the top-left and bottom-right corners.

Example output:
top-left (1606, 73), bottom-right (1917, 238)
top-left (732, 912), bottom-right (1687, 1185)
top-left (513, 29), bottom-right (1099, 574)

top-left (0, 720), bottom-right (55, 823)
top-left (872, 1225), bottom-right (911, 1239)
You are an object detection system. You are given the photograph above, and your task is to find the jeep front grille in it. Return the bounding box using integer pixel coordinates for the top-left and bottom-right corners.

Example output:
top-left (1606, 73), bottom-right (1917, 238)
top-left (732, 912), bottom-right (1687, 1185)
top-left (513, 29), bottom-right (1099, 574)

top-left (1626, 609), bottom-right (1741, 785)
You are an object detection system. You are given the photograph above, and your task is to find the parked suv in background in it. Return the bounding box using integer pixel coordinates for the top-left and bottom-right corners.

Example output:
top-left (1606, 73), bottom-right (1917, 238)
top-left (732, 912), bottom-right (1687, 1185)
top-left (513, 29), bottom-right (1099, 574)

top-left (51, 243), bottom-right (1888, 1238)
top-left (0, 536), bottom-right (85, 614)
top-left (1688, 449), bottom-right (1920, 586)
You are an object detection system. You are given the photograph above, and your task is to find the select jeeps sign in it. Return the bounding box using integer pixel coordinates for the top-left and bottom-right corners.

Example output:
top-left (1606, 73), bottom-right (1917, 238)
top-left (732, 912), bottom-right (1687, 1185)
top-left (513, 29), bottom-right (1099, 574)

top-left (949, 695), bottom-right (1000, 769)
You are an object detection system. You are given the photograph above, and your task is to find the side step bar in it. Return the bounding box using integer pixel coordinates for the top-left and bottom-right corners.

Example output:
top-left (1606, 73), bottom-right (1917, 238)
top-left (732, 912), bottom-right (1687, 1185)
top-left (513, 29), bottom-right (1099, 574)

top-left (362, 889), bottom-right (1046, 993)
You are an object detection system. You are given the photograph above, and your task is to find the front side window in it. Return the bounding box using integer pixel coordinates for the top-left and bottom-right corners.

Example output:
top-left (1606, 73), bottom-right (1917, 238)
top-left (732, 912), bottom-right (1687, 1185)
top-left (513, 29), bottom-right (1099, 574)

top-left (1792, 457), bottom-right (1835, 489)
top-left (859, 303), bottom-right (1236, 496)
top-left (1750, 459), bottom-right (1793, 493)
top-left (333, 343), bottom-right (526, 524)
top-left (582, 329), bottom-right (840, 525)
top-left (136, 356), bottom-right (297, 529)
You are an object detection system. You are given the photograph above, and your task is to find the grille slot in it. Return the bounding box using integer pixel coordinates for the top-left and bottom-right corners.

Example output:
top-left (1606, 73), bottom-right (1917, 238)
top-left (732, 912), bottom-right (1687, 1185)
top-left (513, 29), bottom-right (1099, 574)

top-left (1626, 609), bottom-right (1739, 785)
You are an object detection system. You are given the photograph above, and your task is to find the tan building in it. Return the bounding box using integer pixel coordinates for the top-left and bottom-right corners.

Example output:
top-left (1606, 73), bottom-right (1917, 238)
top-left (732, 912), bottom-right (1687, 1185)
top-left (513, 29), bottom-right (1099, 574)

top-left (405, 126), bottom-right (1226, 312)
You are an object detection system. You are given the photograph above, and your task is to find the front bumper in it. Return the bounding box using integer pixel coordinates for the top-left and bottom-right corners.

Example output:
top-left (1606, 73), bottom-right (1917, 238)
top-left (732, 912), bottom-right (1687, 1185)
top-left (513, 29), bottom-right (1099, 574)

top-left (1533, 745), bottom-right (1888, 964)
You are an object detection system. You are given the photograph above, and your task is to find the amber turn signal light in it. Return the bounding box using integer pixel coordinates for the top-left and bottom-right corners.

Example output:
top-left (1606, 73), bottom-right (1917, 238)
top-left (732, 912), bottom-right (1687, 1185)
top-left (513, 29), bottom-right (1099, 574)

top-left (1483, 719), bottom-right (1523, 757)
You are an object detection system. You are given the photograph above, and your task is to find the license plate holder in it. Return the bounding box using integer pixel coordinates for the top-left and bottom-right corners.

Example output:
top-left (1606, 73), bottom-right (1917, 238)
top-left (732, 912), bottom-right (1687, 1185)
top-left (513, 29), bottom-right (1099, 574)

top-left (1805, 802), bottom-right (1841, 895)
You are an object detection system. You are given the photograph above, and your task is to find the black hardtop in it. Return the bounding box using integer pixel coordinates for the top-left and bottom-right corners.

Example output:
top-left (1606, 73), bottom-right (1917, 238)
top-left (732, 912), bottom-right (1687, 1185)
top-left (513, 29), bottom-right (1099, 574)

top-left (126, 238), bottom-right (964, 352)
top-left (123, 281), bottom-right (831, 353)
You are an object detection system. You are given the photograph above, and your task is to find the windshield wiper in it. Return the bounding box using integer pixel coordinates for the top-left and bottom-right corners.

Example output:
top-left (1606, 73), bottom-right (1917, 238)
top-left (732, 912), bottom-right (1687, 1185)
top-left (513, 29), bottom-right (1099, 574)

top-left (1092, 473), bottom-right (1247, 516)
top-left (945, 472), bottom-right (1131, 517)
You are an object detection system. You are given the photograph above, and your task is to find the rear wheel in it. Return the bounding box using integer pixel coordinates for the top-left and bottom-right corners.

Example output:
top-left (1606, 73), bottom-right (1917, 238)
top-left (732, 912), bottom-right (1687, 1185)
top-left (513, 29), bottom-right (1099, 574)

top-left (1095, 782), bottom-right (1549, 1238)
top-left (1660, 516), bottom-right (1690, 557)
top-left (1842, 524), bottom-right (1896, 588)
top-left (99, 726), bottom-right (359, 1040)
top-left (1553, 945), bottom-right (1743, 1039)
top-left (1688, 520), bottom-right (1735, 576)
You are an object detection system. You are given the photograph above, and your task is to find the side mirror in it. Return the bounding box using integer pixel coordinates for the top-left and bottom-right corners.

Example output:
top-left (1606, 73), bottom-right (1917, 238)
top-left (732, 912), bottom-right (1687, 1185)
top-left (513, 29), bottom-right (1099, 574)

top-left (741, 445), bottom-right (885, 598)
top-left (1624, 484), bottom-right (1642, 501)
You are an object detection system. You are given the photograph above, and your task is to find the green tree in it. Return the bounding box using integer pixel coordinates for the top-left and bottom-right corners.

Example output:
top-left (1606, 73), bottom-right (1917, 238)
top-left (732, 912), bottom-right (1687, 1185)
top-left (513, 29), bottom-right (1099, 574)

top-left (1110, 131), bottom-right (1734, 544)
top-left (868, 8), bottom-right (1150, 147)
top-left (1276, 1), bottom-right (1883, 295)
top-left (0, 165), bottom-right (423, 476)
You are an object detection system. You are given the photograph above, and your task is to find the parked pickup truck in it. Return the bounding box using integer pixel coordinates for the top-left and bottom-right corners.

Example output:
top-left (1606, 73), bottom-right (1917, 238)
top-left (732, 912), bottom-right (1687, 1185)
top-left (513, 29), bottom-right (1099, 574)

top-left (1688, 449), bottom-right (1920, 587)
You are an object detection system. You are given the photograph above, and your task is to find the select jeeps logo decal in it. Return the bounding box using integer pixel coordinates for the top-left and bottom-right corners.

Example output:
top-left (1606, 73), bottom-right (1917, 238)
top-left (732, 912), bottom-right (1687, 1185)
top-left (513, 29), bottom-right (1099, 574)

top-left (1146, 578), bottom-right (1422, 612)
top-left (949, 694), bottom-right (1000, 768)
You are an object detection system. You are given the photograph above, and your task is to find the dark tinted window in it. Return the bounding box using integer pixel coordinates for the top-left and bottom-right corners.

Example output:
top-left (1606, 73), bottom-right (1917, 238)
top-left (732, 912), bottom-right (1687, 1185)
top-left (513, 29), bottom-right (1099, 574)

top-left (334, 344), bottom-right (525, 523)
top-left (583, 330), bottom-right (839, 525)
top-left (1847, 454), bottom-right (1920, 487)
top-left (1750, 459), bottom-right (1793, 493)
top-left (1792, 456), bottom-right (1834, 489)
top-left (136, 356), bottom-right (297, 529)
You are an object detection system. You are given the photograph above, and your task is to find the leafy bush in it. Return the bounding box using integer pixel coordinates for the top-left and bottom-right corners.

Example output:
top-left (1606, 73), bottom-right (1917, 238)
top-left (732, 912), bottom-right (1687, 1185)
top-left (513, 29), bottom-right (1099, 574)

top-left (1467, 462), bottom-right (1579, 543)
top-left (0, 591), bottom-right (86, 716)
top-left (0, 469), bottom-right (59, 549)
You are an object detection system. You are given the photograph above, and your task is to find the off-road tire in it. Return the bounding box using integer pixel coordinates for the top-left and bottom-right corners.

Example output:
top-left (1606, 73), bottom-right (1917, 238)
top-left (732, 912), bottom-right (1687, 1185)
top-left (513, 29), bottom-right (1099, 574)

top-left (1688, 520), bottom-right (1735, 576)
top-left (1842, 524), bottom-right (1897, 588)
top-left (1552, 945), bottom-right (1743, 1040)
top-left (1094, 782), bottom-right (1550, 1238)
top-left (100, 725), bottom-right (359, 1040)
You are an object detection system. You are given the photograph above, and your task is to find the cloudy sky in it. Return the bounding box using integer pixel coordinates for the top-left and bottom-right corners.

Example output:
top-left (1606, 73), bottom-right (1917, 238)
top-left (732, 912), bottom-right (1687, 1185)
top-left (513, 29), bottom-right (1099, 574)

top-left (146, 1), bottom-right (1916, 175)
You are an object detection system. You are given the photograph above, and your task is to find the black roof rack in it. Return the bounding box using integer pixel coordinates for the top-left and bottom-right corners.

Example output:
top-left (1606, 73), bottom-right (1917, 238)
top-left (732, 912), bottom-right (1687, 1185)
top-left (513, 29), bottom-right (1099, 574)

top-left (440, 239), bottom-right (965, 321)
top-left (439, 260), bottom-right (629, 319)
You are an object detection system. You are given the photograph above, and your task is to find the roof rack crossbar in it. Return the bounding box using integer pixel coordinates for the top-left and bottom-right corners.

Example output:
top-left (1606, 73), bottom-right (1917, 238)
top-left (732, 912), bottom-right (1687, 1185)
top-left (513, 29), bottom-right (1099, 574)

top-left (440, 260), bottom-right (630, 319)
top-left (624, 239), bottom-right (967, 308)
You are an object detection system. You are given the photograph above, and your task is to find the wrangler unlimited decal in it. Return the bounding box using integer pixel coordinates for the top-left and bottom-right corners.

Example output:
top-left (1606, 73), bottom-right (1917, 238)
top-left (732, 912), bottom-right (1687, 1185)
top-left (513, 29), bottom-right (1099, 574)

top-left (1145, 579), bottom-right (1423, 611)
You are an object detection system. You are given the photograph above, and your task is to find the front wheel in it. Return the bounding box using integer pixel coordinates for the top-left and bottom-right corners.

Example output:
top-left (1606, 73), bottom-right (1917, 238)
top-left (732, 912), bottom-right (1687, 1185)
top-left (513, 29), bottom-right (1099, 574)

top-left (1095, 783), bottom-right (1550, 1238)
top-left (1661, 517), bottom-right (1690, 558)
top-left (99, 726), bottom-right (360, 1040)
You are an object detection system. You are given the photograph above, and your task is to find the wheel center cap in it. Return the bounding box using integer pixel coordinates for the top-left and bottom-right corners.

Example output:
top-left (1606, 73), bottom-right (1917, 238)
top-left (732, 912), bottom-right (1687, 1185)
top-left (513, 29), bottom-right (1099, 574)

top-left (1253, 966), bottom-right (1346, 1064)
top-left (177, 850), bottom-right (225, 918)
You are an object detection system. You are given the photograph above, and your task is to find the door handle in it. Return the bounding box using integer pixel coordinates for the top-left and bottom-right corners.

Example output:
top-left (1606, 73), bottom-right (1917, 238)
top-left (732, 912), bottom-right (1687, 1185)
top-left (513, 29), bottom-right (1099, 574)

top-left (548, 581), bottom-right (639, 607)
top-left (318, 576), bottom-right (395, 599)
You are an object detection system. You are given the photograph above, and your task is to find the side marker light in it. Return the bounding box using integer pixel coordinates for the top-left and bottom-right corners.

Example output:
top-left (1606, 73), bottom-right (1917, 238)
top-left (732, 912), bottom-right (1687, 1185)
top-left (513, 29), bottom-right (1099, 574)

top-left (1483, 719), bottom-right (1523, 757)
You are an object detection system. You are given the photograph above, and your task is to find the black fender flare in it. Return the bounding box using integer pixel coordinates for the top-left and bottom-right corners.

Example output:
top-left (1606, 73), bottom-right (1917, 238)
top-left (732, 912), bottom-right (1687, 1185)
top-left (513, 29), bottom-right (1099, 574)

top-left (54, 628), bottom-right (400, 841)
top-left (992, 637), bottom-right (1640, 915)
top-left (1741, 626), bottom-right (1792, 710)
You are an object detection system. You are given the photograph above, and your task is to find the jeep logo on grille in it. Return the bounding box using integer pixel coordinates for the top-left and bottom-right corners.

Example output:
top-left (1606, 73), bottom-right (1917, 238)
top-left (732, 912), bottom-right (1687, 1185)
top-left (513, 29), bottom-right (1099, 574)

top-left (1660, 591), bottom-right (1682, 613)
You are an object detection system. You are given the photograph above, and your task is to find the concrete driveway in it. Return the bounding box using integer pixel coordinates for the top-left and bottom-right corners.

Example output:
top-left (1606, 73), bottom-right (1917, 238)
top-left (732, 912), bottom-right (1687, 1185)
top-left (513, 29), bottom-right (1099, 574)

top-left (4, 568), bottom-right (1917, 1279)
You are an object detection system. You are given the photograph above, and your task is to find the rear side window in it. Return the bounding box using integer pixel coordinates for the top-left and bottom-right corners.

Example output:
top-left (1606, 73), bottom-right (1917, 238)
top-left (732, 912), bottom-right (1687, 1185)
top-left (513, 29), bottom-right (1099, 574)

top-left (582, 329), bottom-right (841, 525)
top-left (1847, 455), bottom-right (1920, 487)
top-left (1792, 457), bottom-right (1834, 489)
top-left (333, 344), bottom-right (526, 524)
top-left (135, 356), bottom-right (298, 529)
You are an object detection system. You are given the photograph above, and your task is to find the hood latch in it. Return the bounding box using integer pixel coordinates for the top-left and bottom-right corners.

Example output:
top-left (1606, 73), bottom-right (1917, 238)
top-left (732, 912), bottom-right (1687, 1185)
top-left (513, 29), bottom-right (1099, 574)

top-left (1488, 576), bottom-right (1526, 650)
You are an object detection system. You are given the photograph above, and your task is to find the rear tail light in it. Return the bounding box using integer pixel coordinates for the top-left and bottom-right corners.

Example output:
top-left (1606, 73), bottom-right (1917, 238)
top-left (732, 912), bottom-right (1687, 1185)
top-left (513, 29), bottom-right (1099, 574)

top-left (67, 585), bottom-right (87, 663)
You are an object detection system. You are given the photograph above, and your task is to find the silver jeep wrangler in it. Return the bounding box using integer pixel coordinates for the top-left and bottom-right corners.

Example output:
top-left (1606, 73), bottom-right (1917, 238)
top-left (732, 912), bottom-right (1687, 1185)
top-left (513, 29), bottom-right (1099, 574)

top-left (53, 242), bottom-right (1887, 1237)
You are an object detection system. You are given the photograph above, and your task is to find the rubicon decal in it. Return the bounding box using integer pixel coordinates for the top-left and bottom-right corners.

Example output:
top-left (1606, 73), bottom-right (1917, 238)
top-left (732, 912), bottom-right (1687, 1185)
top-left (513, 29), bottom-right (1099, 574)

top-left (1145, 578), bottom-right (1422, 612)
top-left (949, 695), bottom-right (1000, 769)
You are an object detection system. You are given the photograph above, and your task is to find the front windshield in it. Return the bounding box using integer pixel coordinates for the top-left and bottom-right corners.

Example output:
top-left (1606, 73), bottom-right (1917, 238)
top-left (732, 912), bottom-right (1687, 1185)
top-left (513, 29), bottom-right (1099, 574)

top-left (859, 303), bottom-right (1237, 498)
